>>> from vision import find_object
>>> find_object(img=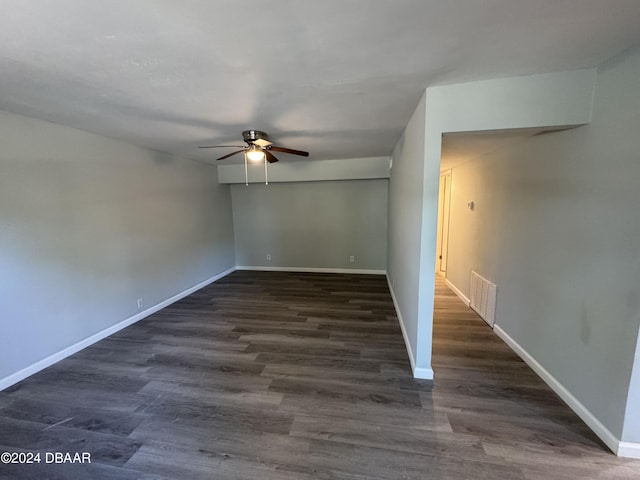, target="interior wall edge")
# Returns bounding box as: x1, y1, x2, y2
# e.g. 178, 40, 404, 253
494, 324, 623, 456
387, 275, 434, 381
0, 267, 237, 392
